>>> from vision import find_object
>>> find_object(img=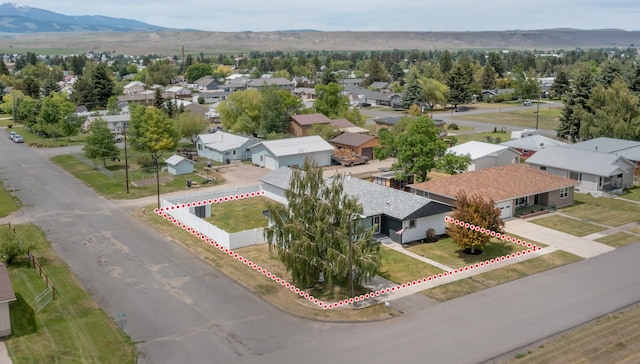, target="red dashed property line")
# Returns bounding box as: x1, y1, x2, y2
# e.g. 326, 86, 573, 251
154, 198, 543, 309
